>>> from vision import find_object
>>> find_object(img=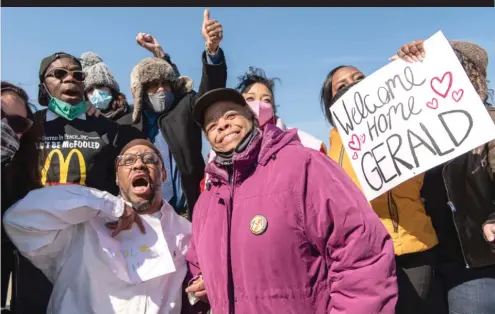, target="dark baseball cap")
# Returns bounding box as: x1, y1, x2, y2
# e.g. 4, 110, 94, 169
39, 52, 81, 82
194, 88, 248, 127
